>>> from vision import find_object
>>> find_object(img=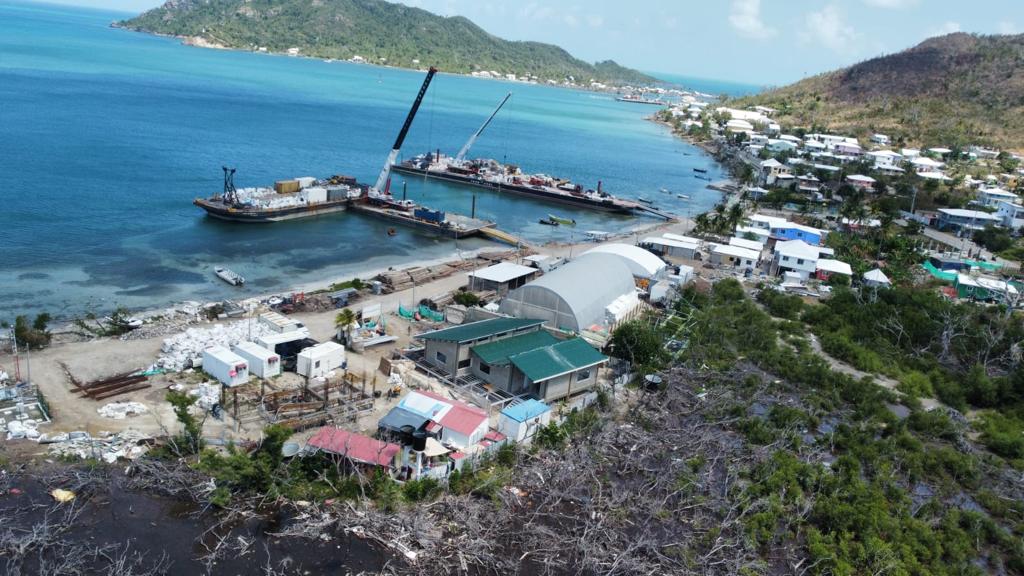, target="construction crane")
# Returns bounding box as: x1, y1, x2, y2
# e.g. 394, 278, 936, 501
454, 92, 511, 164
222, 166, 238, 204
371, 67, 438, 198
